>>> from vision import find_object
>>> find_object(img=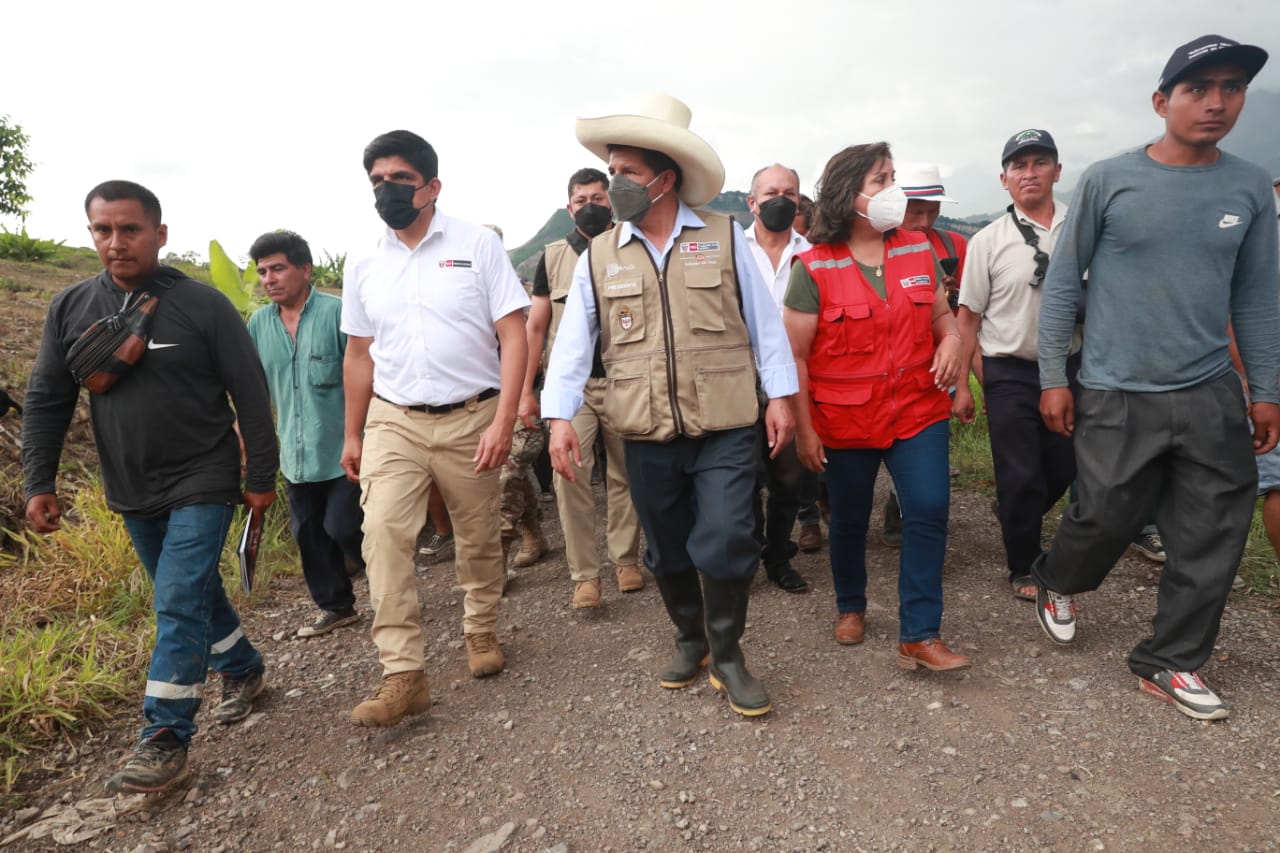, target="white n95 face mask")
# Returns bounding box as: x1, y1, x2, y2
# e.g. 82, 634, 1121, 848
858, 184, 907, 233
